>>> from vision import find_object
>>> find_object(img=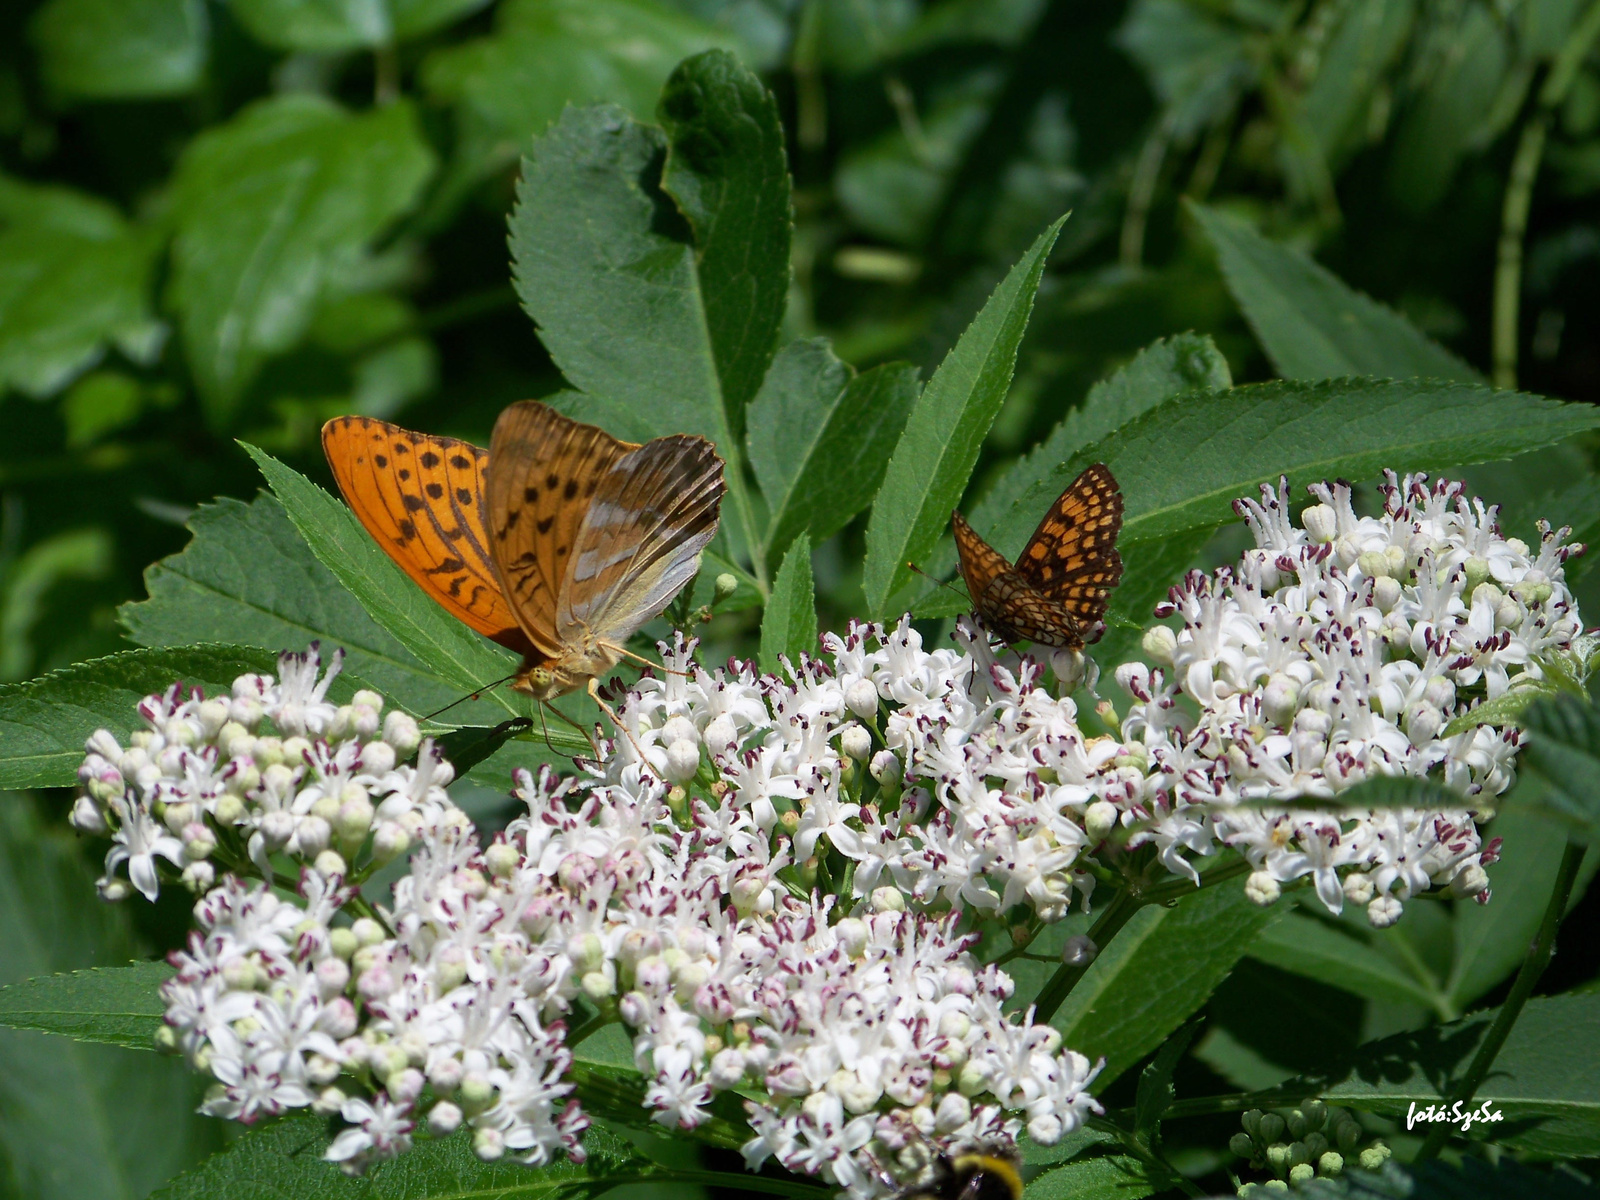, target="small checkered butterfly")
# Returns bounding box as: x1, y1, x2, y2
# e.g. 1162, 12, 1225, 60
951, 463, 1124, 649
322, 402, 725, 702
